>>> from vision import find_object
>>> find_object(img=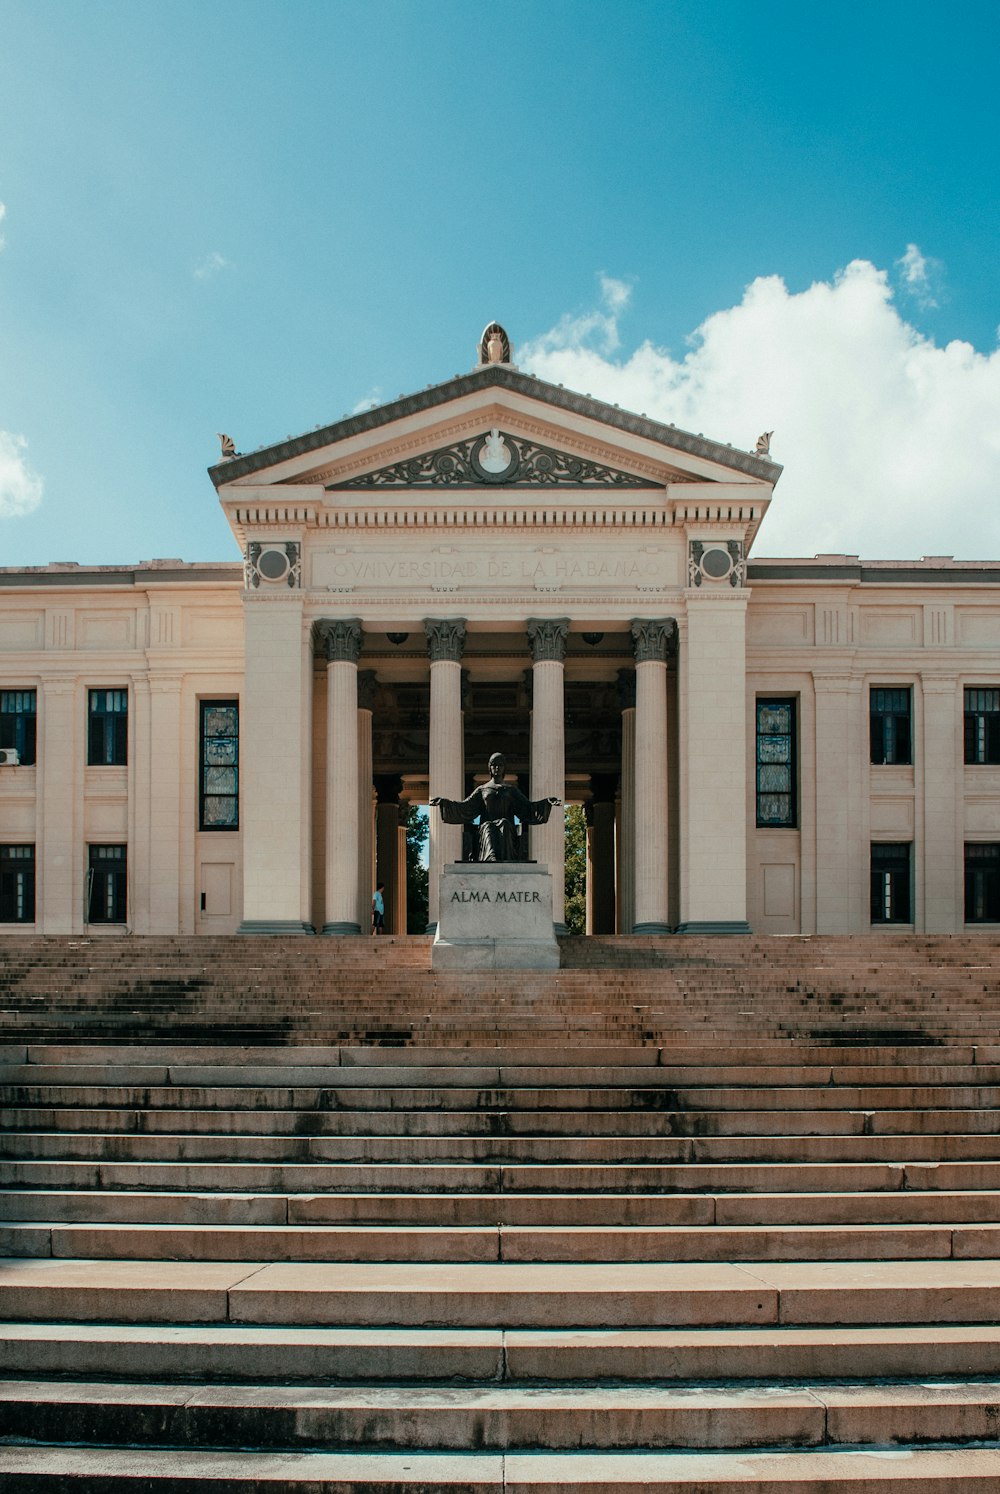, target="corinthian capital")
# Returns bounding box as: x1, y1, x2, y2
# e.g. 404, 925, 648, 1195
631, 617, 676, 664
527, 617, 569, 663
314, 618, 362, 664
424, 617, 466, 663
